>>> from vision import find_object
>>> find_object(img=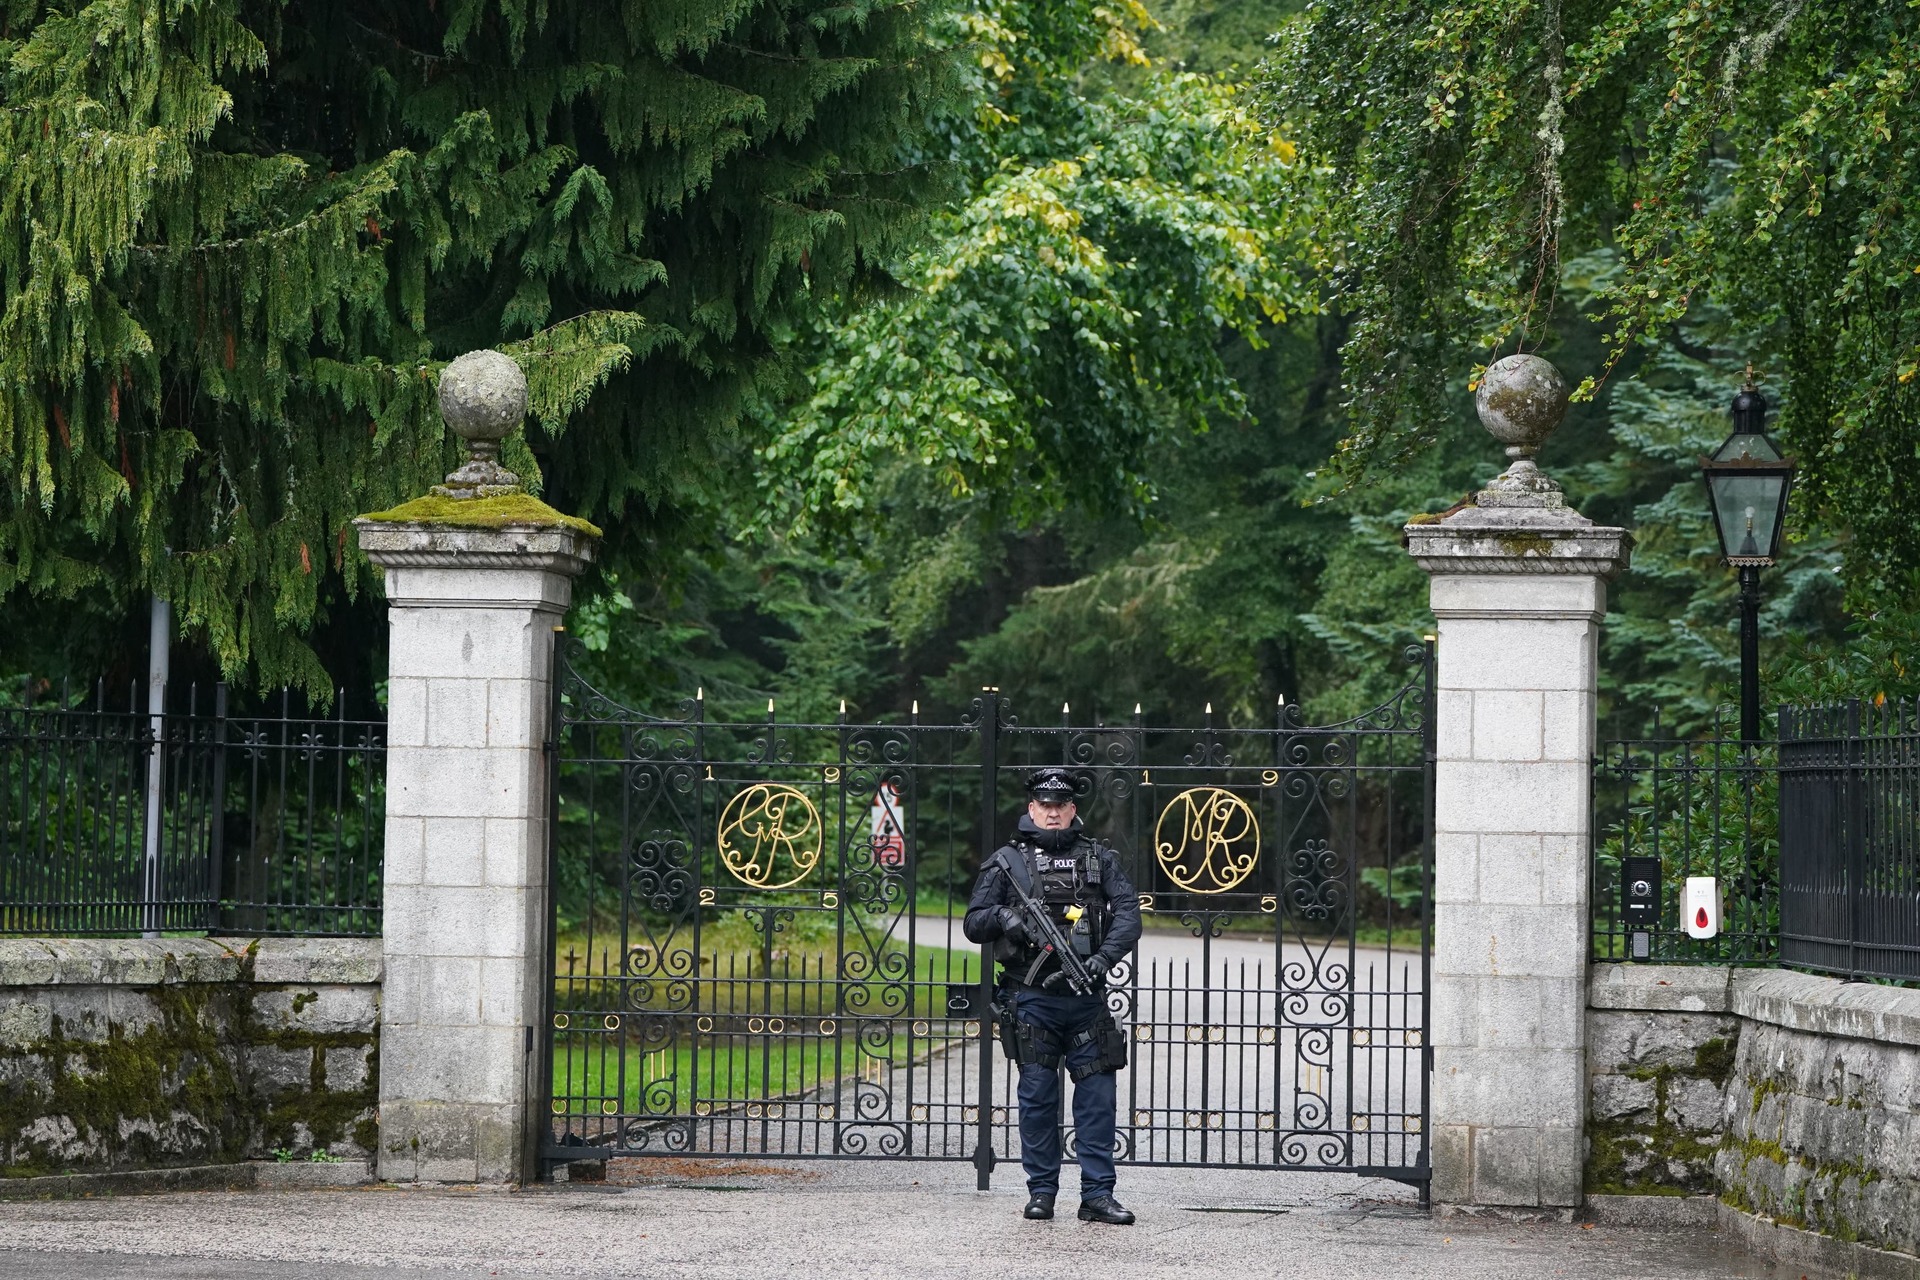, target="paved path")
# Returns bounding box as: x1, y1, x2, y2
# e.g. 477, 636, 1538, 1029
0, 1160, 1795, 1280
560, 919, 1426, 1166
